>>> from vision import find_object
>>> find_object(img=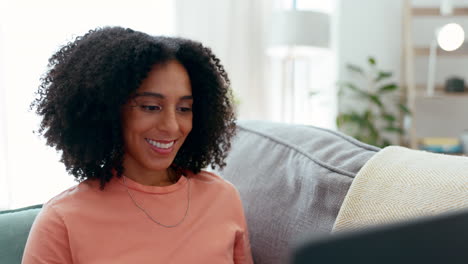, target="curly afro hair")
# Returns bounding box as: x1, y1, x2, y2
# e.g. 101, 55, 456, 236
31, 26, 236, 189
